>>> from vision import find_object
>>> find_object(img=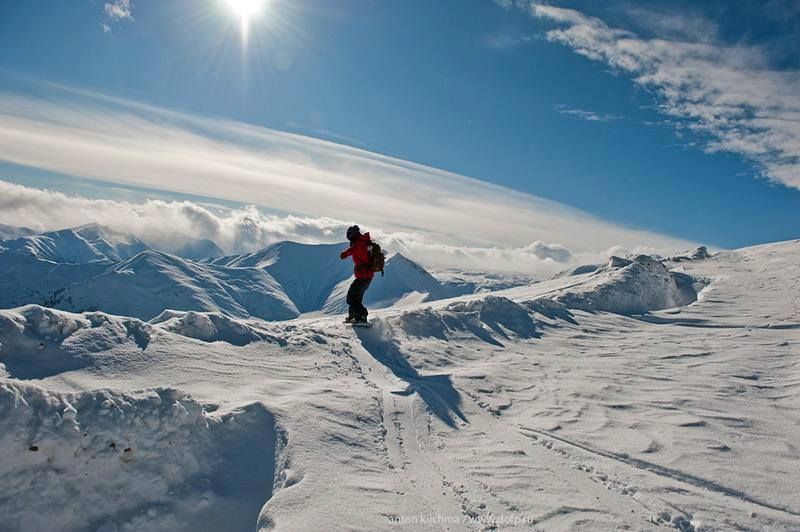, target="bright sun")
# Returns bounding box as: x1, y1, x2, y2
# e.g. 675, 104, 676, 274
226, 0, 264, 23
